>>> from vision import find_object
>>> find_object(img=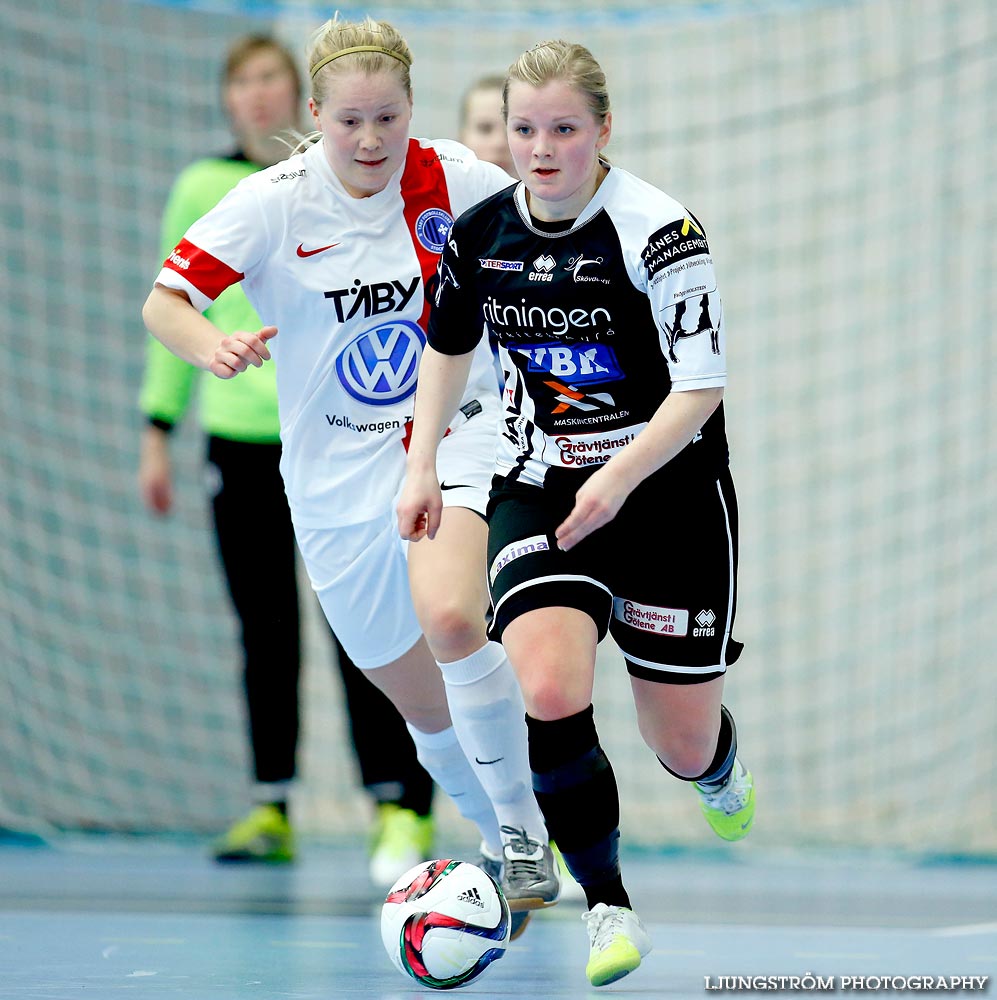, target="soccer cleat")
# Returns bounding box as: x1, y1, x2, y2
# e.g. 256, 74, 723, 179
696, 758, 756, 841
369, 803, 435, 889
211, 804, 295, 864
500, 825, 560, 911
478, 845, 532, 940
583, 902, 652, 987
